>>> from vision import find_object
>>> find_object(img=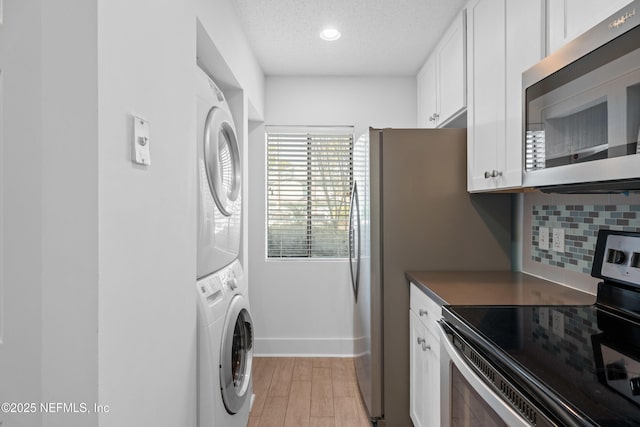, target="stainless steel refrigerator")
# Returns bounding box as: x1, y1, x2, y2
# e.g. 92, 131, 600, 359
348, 128, 512, 427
